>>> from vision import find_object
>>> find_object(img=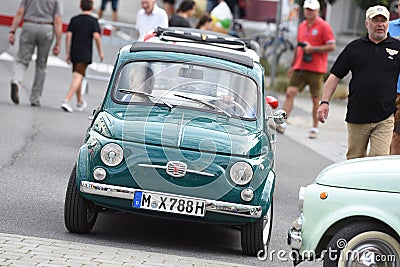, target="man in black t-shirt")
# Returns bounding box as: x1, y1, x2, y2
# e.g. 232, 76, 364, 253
317, 5, 400, 159
61, 0, 104, 113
